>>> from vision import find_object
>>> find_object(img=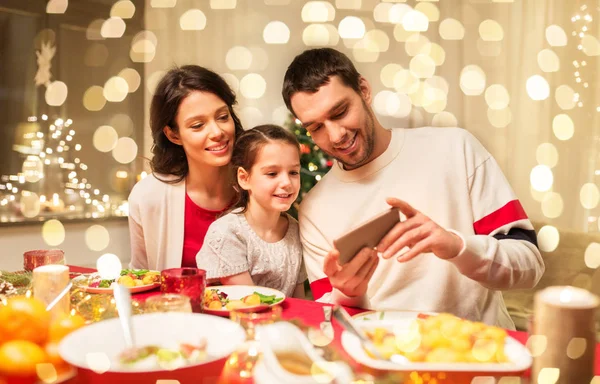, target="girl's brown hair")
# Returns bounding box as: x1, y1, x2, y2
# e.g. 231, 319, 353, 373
229, 124, 300, 213
149, 65, 244, 183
